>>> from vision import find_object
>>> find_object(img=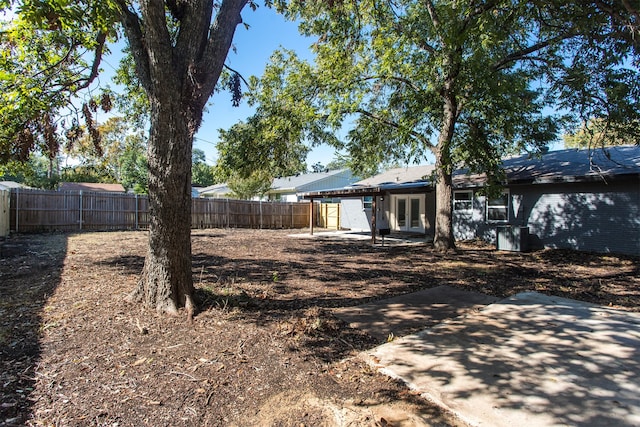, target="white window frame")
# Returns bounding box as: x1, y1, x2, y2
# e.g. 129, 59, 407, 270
362, 195, 373, 210
453, 190, 473, 212
486, 190, 509, 223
